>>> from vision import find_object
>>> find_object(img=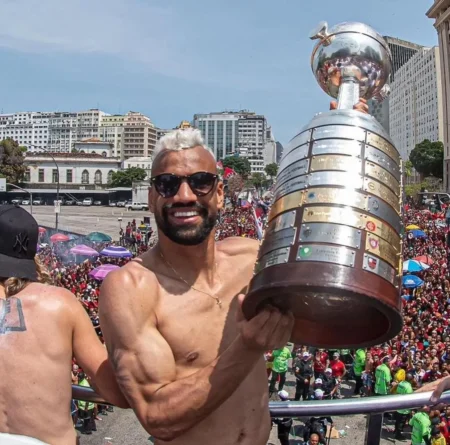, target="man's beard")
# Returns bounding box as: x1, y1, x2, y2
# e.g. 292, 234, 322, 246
155, 203, 217, 246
